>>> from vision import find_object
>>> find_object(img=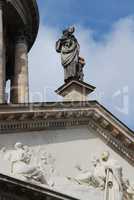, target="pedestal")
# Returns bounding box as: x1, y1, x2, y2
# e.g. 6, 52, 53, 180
55, 80, 95, 102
